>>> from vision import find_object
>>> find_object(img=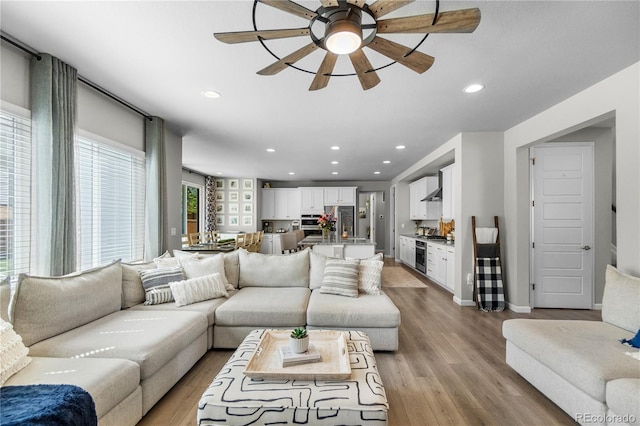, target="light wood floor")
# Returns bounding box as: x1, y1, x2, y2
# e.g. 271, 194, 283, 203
139, 263, 599, 425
